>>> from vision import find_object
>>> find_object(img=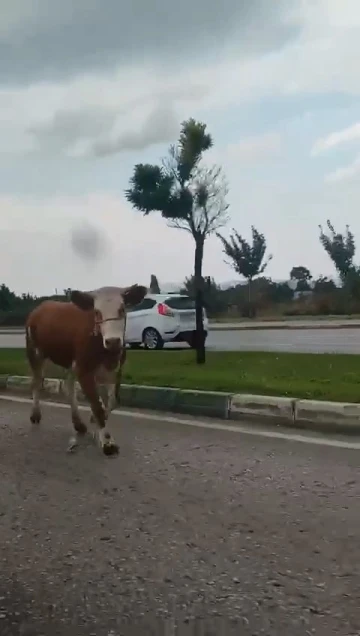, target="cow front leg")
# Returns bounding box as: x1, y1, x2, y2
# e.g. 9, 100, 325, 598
89, 367, 118, 423
66, 371, 88, 453
89, 381, 116, 427
89, 382, 108, 426
77, 372, 119, 456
